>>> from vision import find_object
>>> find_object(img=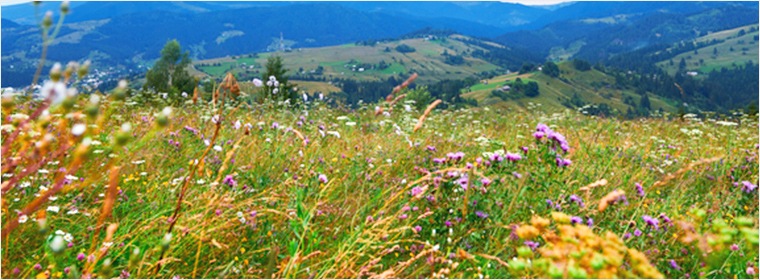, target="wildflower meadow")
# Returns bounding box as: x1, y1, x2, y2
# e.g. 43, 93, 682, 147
1, 2, 758, 279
